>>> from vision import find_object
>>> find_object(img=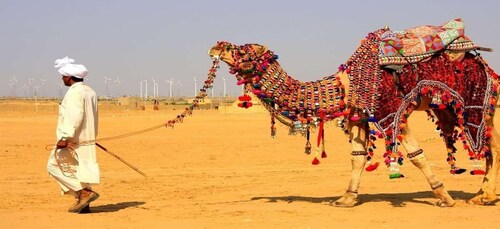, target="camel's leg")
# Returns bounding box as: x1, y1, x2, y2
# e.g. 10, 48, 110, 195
334, 122, 368, 207
401, 123, 455, 207
468, 123, 500, 205
432, 109, 466, 174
